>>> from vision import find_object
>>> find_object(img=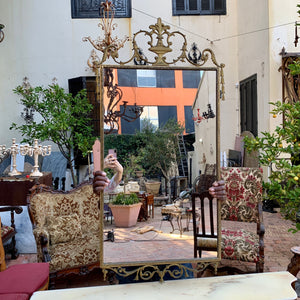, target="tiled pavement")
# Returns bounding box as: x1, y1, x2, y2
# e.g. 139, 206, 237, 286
5, 206, 300, 297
